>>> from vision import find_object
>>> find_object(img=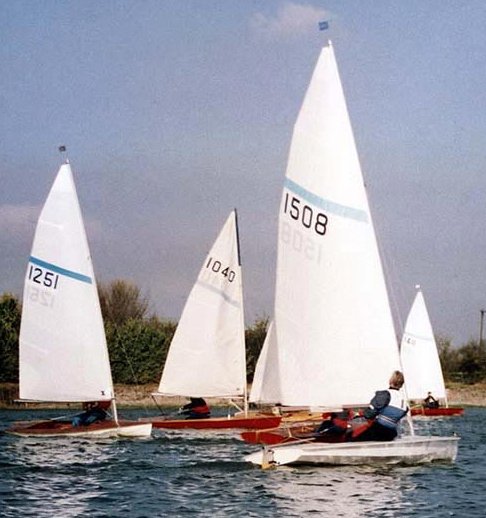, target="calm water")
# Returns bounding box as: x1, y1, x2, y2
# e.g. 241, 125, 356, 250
0, 407, 485, 517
